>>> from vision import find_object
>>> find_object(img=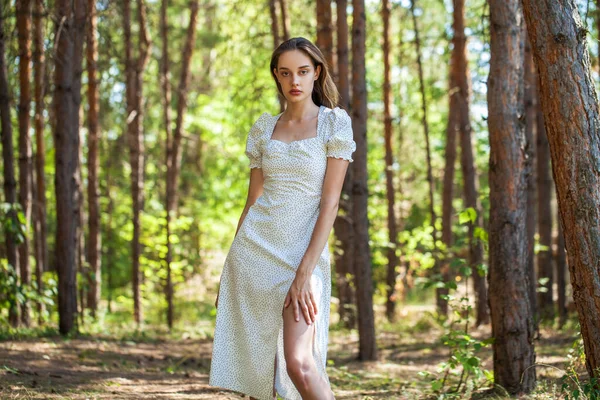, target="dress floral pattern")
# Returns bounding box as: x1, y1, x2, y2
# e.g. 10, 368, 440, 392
209, 105, 356, 400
